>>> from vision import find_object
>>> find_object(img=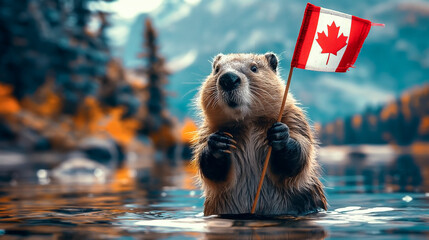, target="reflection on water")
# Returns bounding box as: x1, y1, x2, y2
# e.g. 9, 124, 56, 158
0, 148, 429, 239
391, 154, 423, 192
